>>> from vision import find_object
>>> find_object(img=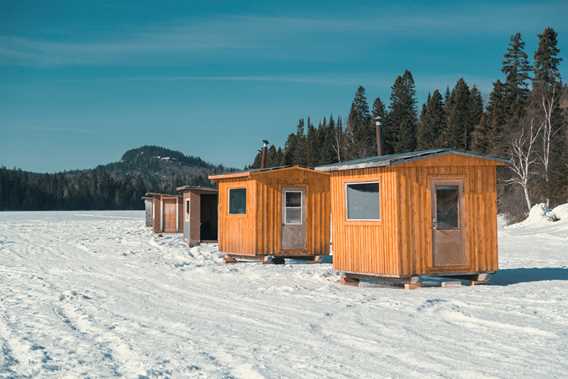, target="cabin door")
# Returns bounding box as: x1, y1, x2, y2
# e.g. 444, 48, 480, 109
431, 180, 467, 270
163, 199, 178, 233
281, 188, 306, 252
